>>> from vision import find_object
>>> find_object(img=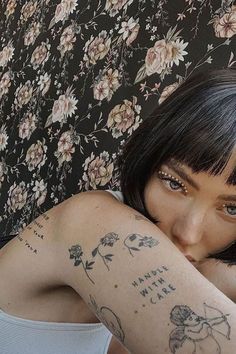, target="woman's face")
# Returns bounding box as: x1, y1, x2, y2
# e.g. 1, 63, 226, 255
144, 157, 236, 264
